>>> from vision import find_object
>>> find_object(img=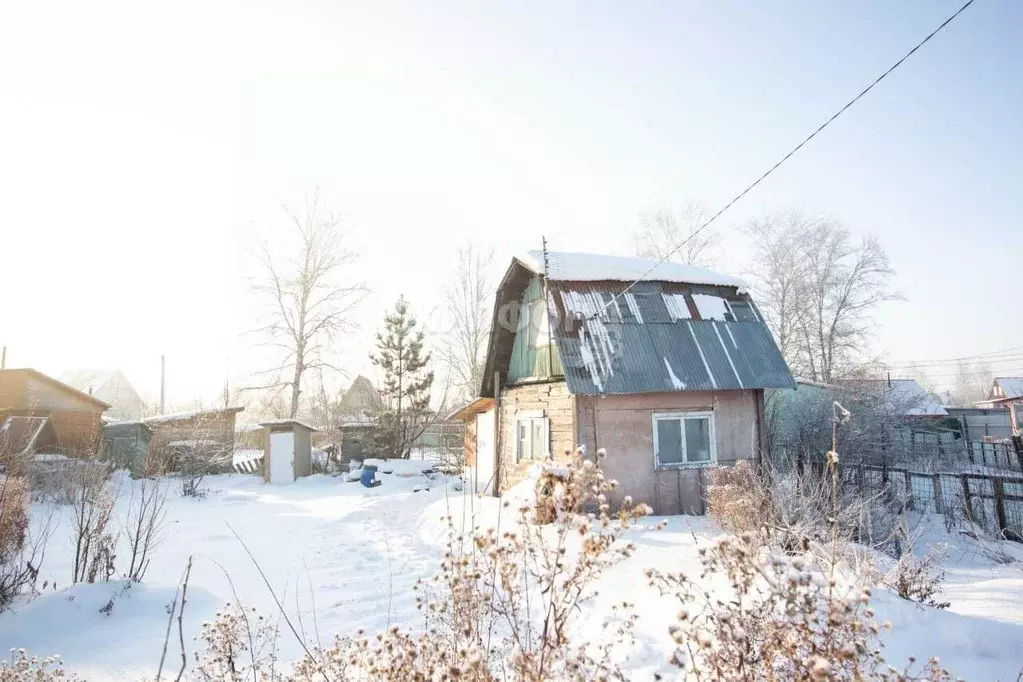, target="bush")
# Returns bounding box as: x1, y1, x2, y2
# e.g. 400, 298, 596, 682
886, 546, 950, 610
0, 650, 80, 681
194, 602, 282, 681
65, 462, 117, 584
648, 531, 955, 681
0, 477, 33, 608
